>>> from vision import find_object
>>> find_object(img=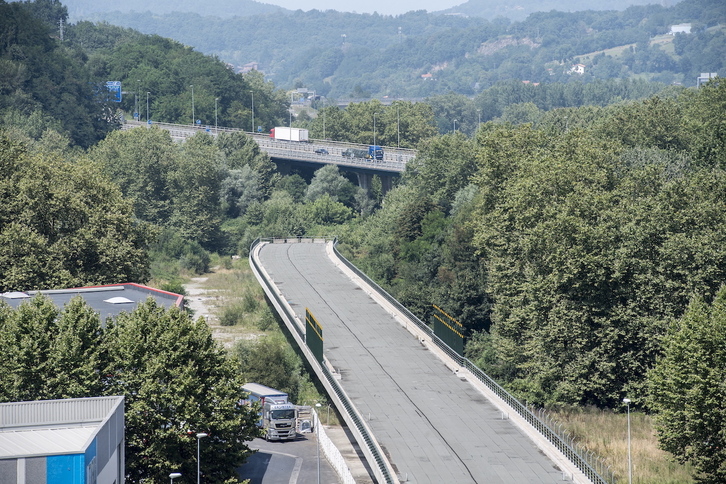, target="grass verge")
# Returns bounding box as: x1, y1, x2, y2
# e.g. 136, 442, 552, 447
552, 407, 695, 484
